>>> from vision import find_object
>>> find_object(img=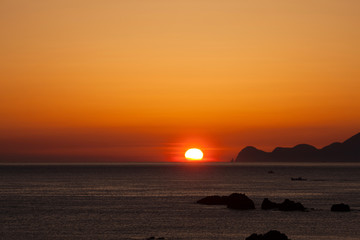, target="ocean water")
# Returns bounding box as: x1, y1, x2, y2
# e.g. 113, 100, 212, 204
0, 163, 359, 240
